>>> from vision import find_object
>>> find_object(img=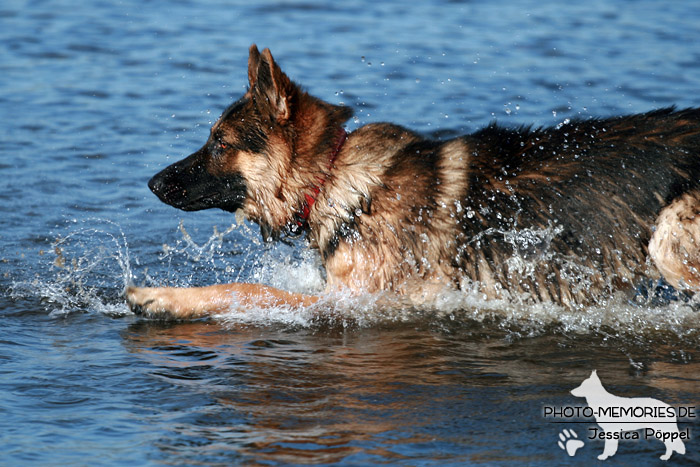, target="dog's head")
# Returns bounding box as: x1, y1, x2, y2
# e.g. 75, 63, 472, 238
570, 370, 604, 398
149, 44, 352, 239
